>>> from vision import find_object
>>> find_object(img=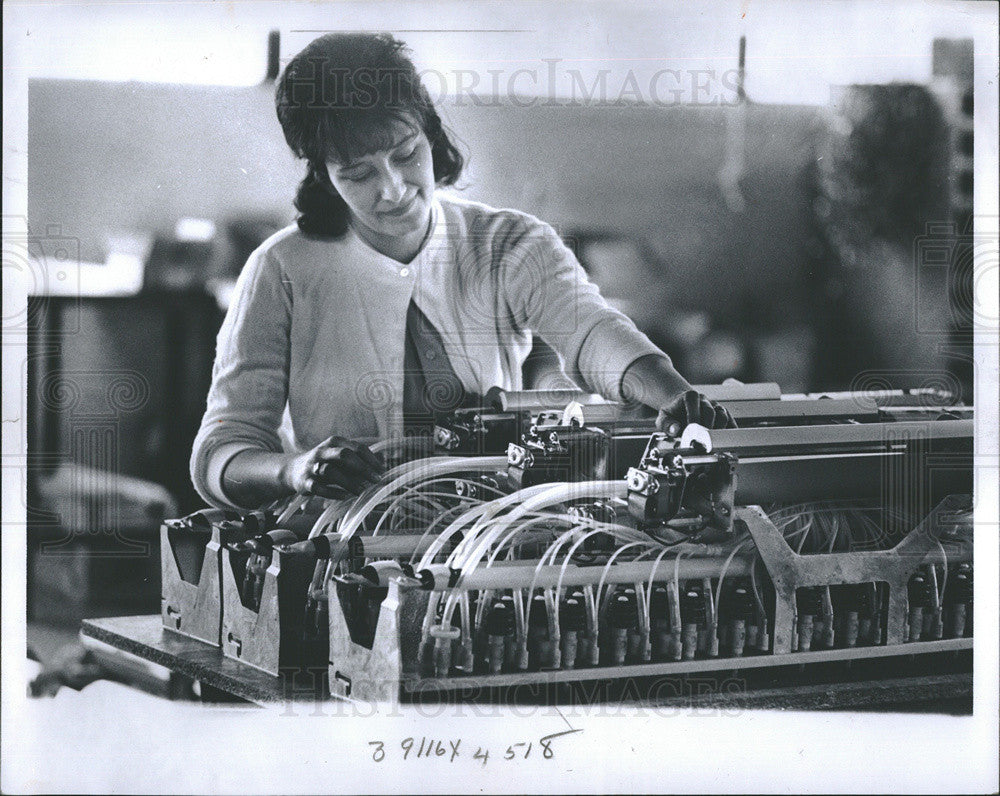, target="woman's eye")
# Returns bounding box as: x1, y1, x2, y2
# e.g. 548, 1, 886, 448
394, 147, 418, 162
341, 170, 373, 182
